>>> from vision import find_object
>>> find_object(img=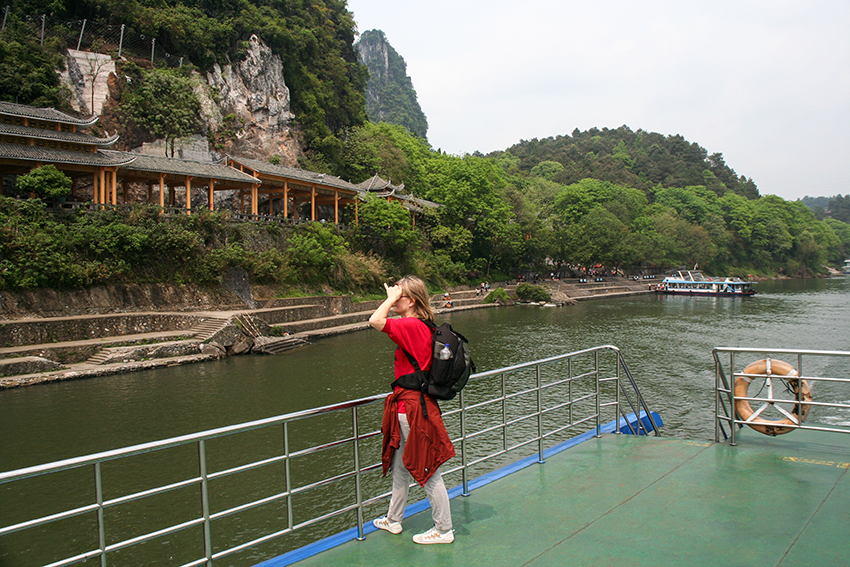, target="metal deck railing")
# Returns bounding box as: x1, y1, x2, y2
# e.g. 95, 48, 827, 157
713, 347, 850, 444
0, 345, 657, 567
